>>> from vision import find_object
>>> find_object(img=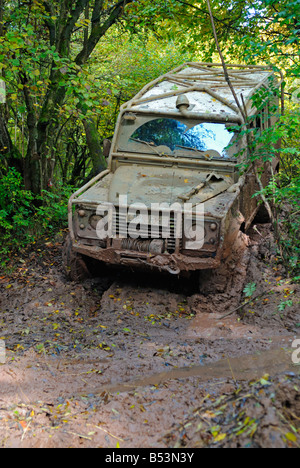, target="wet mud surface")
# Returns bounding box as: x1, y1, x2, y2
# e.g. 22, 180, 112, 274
0, 225, 299, 448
